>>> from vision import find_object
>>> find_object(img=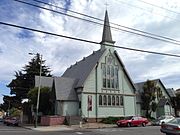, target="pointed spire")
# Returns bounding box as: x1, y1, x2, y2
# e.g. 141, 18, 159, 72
101, 10, 115, 44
